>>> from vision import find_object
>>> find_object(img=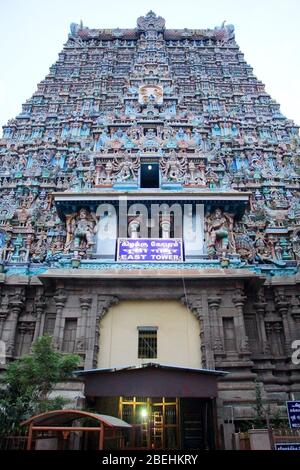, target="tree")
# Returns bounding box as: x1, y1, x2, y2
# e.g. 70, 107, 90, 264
0, 335, 80, 436
253, 379, 265, 429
